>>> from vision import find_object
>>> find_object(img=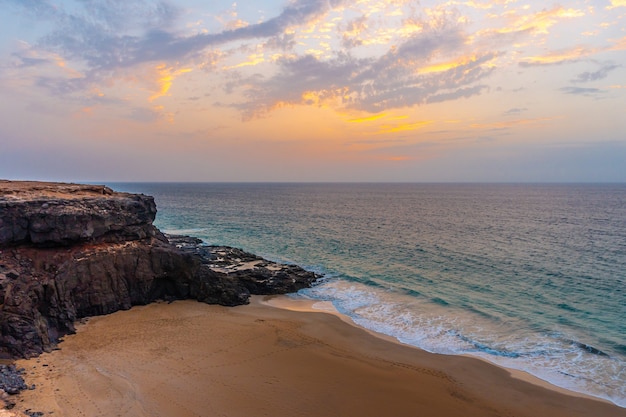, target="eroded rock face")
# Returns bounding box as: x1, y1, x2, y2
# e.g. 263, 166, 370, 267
0, 181, 158, 246
0, 181, 318, 359
168, 236, 319, 297
0, 239, 250, 358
